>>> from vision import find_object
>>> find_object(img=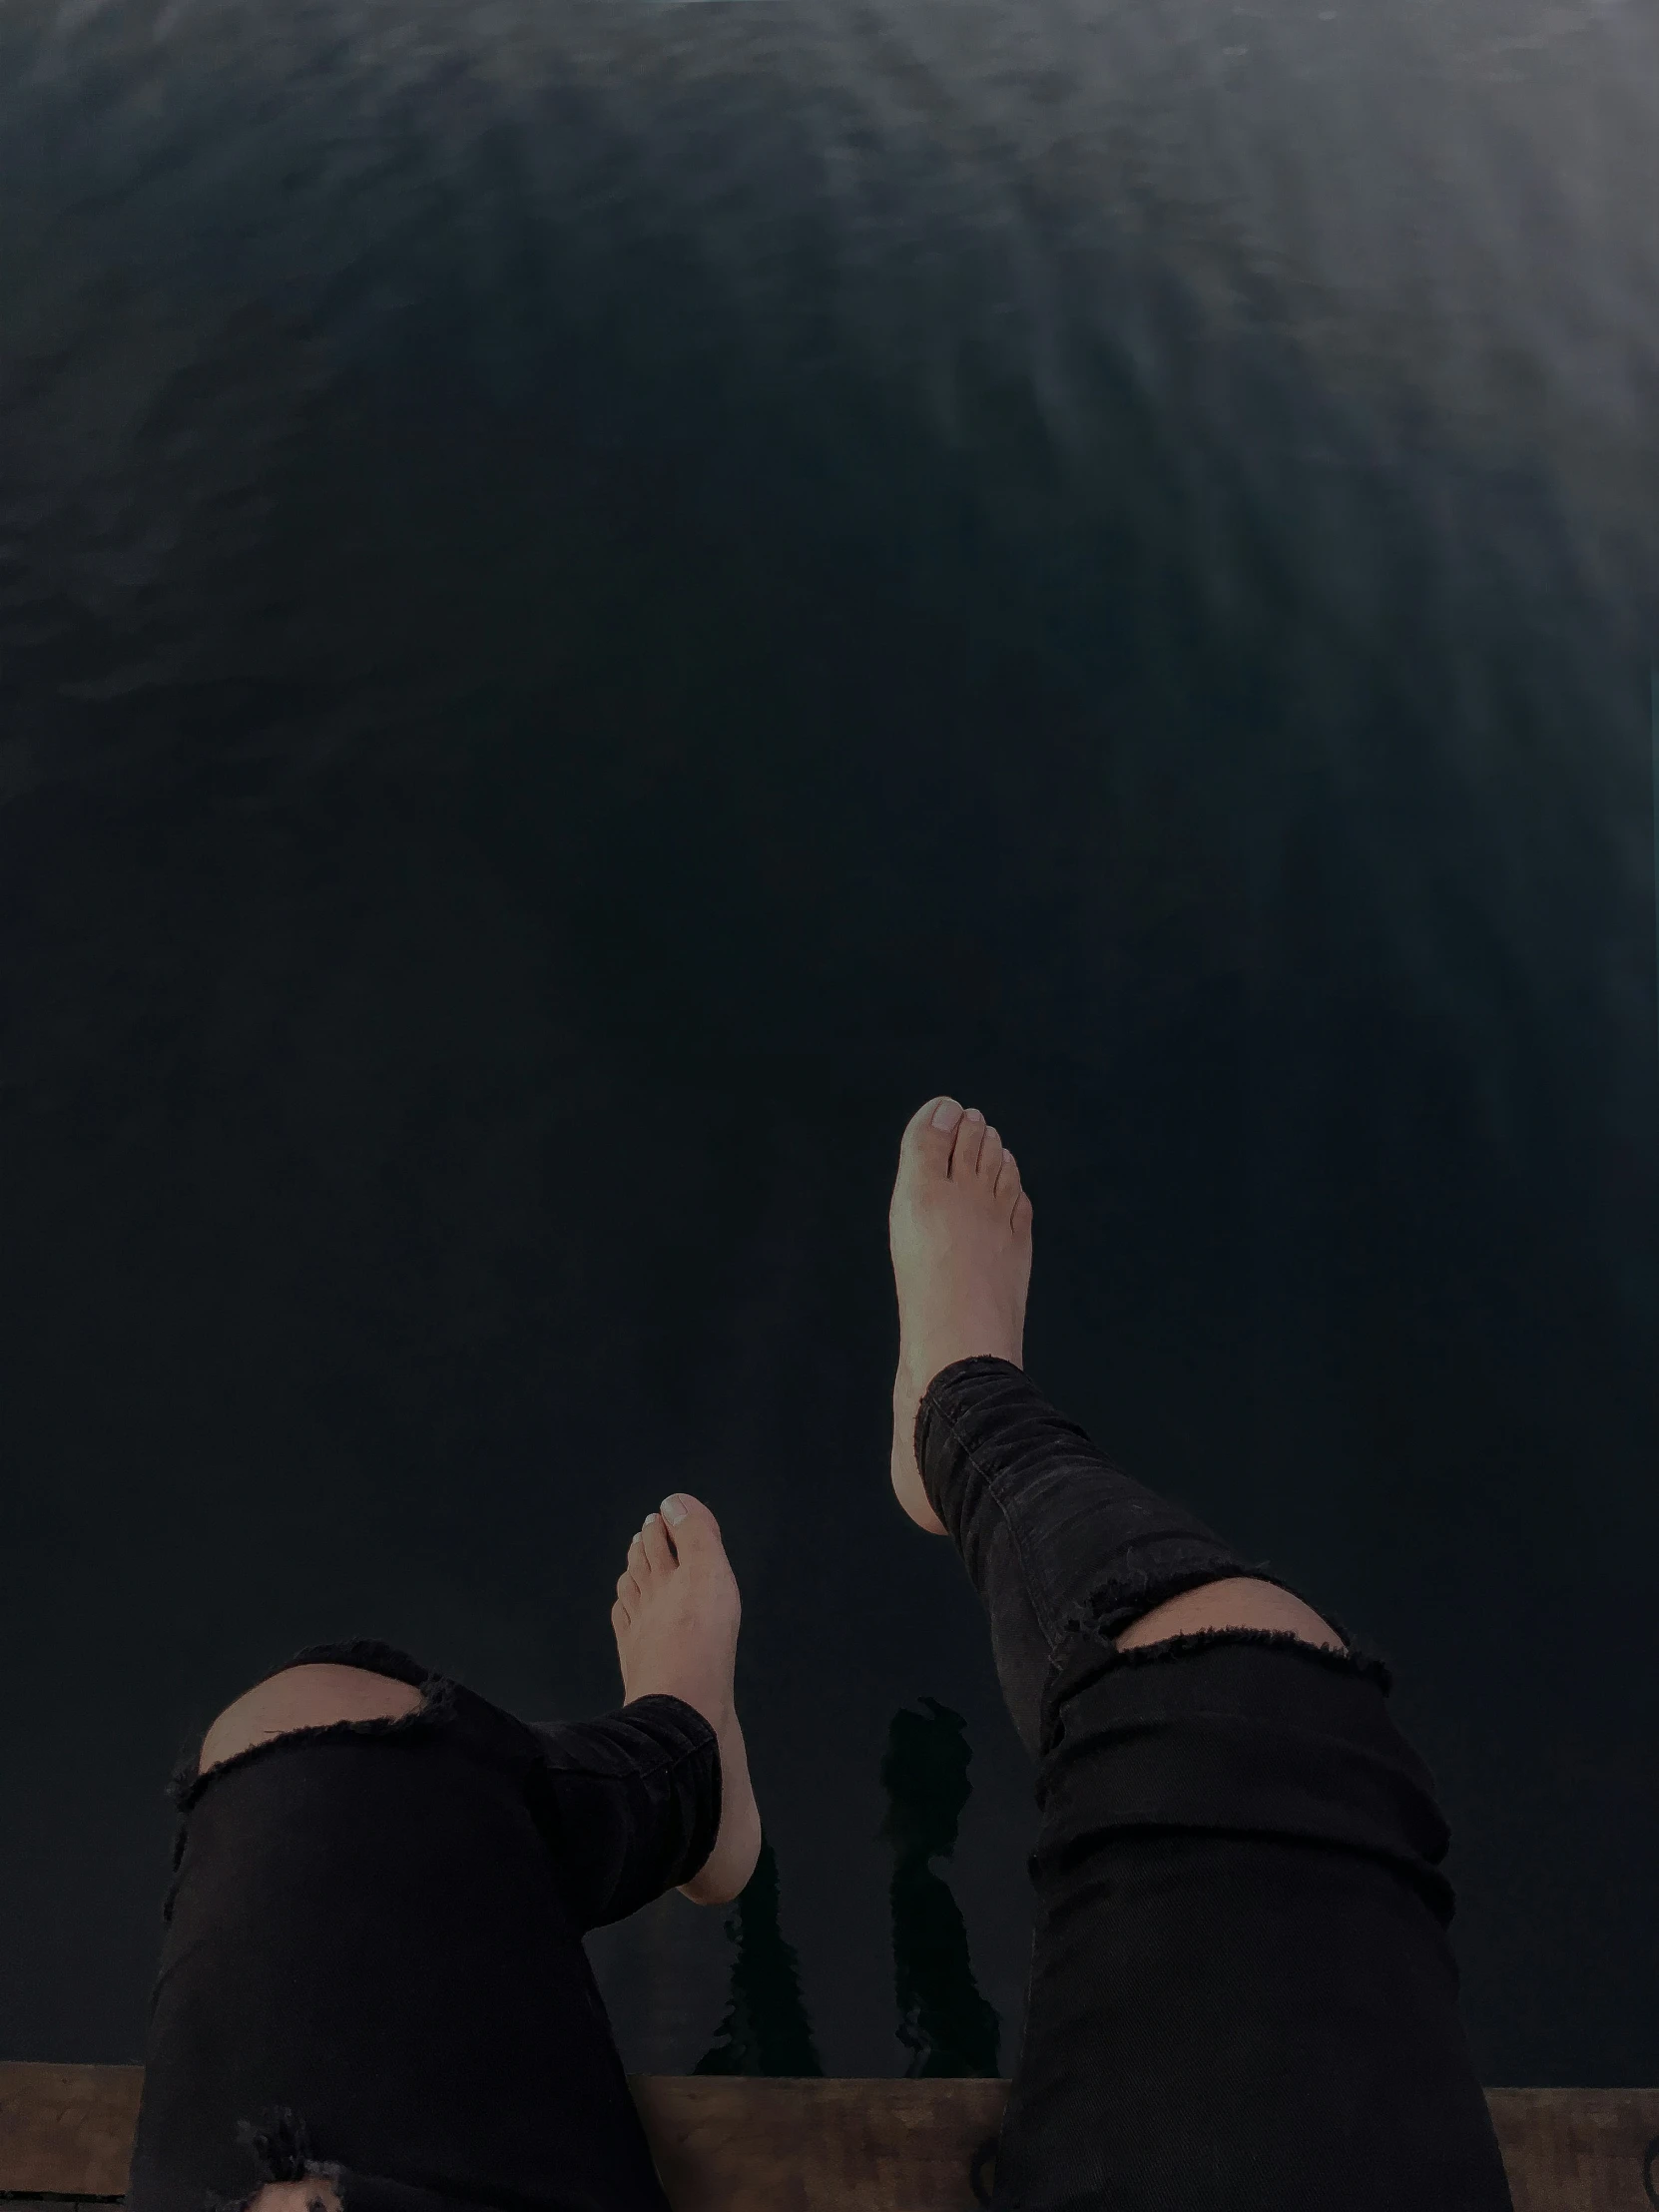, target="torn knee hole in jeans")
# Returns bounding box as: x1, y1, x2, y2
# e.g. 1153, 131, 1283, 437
244, 2183, 341, 2212
168, 1675, 456, 1813
159, 1677, 456, 1928
204, 2106, 345, 2212
1037, 1618, 1391, 1757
